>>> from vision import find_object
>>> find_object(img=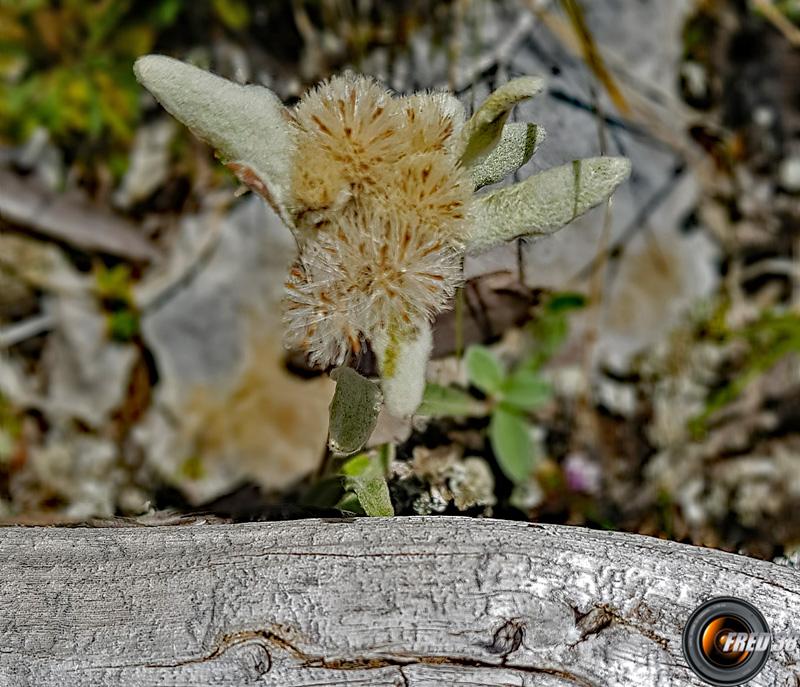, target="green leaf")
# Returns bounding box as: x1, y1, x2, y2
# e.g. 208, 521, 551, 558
467, 157, 631, 252
471, 122, 546, 189
328, 367, 382, 456
466, 345, 505, 395
341, 453, 371, 477
459, 76, 545, 168
489, 407, 535, 484
355, 479, 393, 515
417, 383, 488, 418
340, 447, 394, 517
500, 371, 552, 411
